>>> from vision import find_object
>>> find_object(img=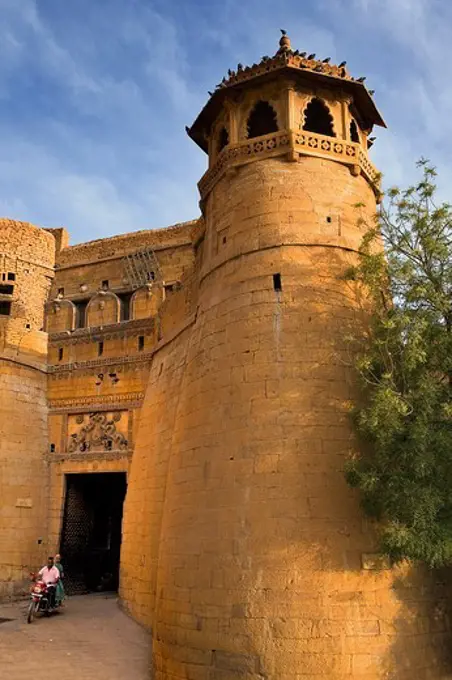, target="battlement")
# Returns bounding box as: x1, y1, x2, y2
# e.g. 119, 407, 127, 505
55, 219, 200, 268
